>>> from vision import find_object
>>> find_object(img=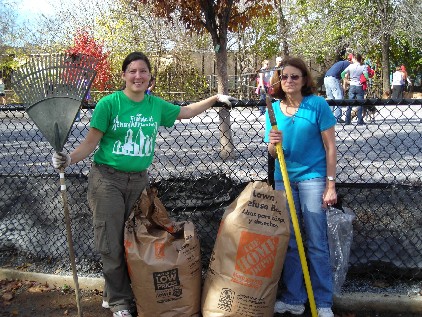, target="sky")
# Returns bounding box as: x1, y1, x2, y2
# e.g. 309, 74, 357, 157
15, 0, 55, 23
